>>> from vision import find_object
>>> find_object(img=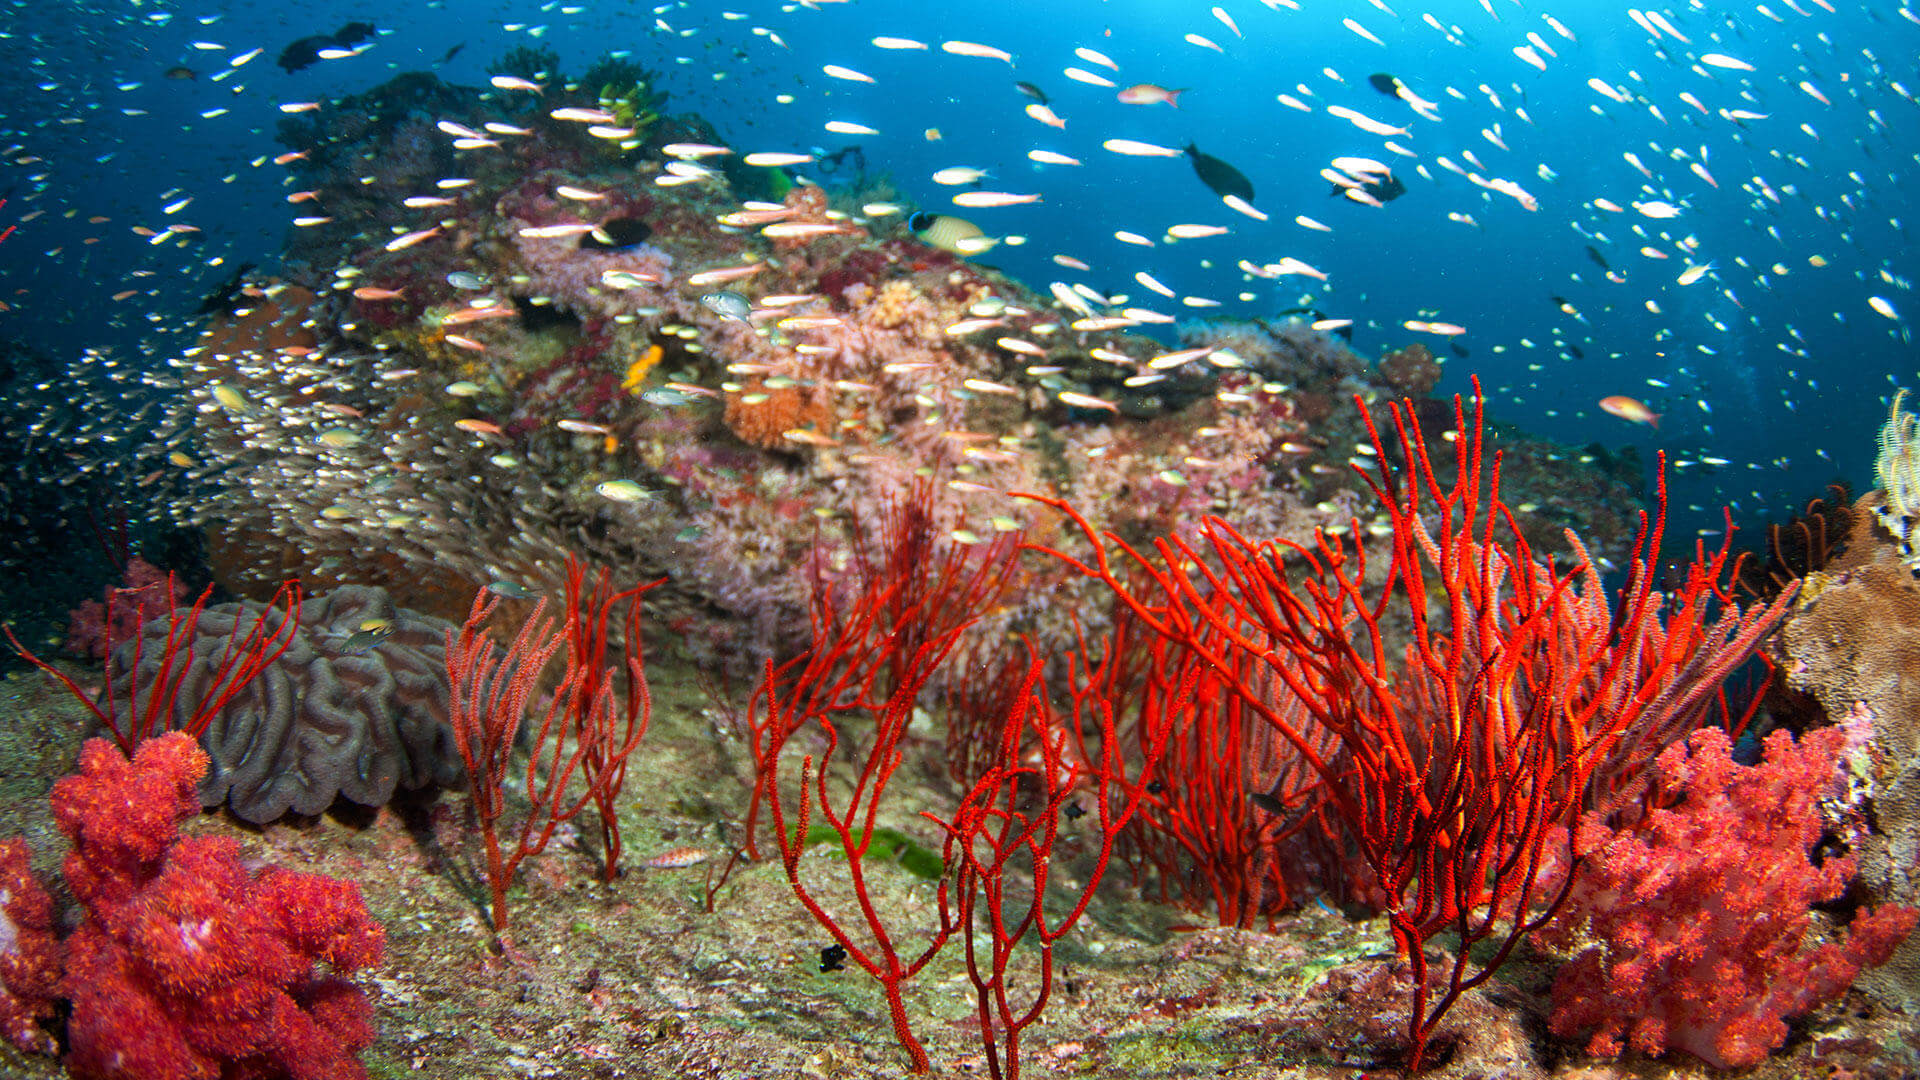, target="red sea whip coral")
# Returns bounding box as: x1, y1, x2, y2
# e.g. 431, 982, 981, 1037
53, 733, 386, 1080
1023, 383, 1797, 1071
